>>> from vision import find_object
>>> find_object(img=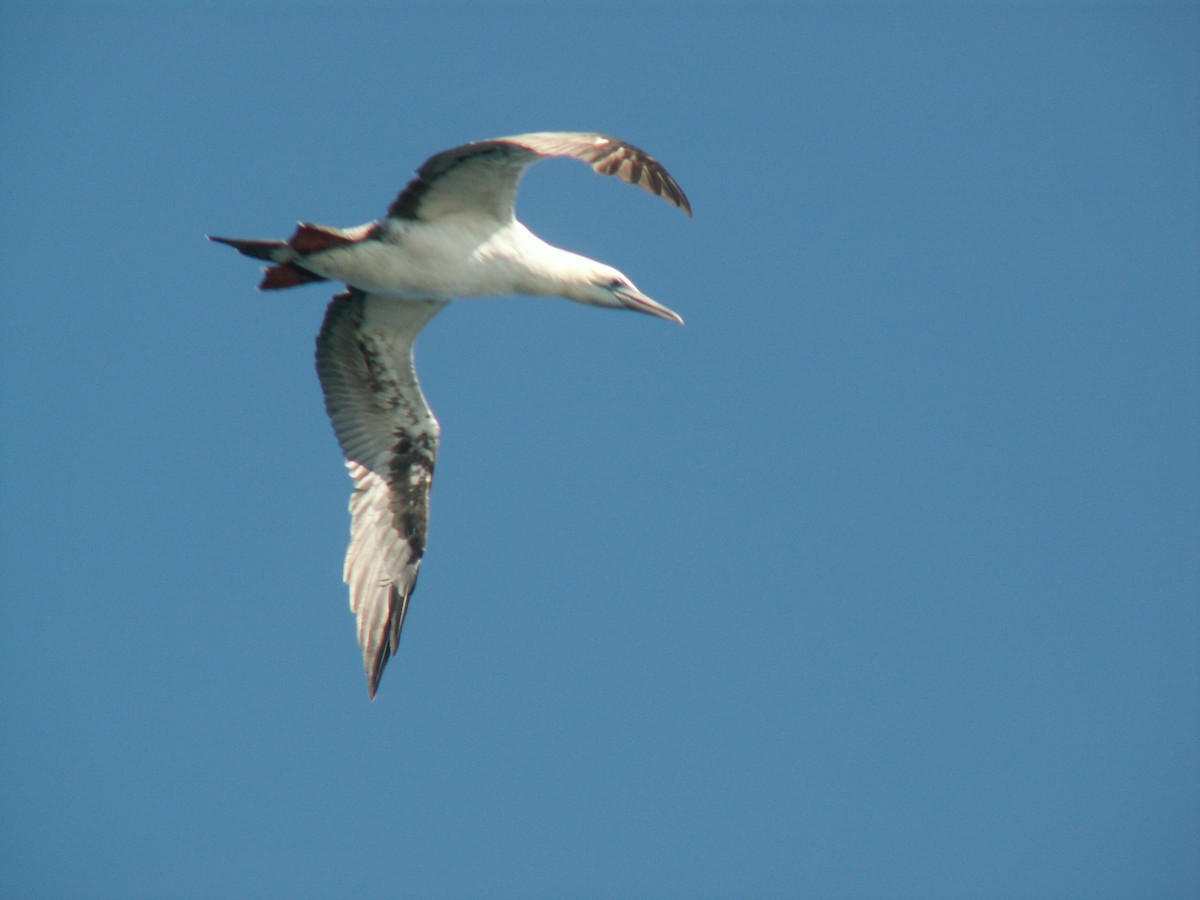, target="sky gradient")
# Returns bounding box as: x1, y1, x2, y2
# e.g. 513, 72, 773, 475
2, 3, 1197, 897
